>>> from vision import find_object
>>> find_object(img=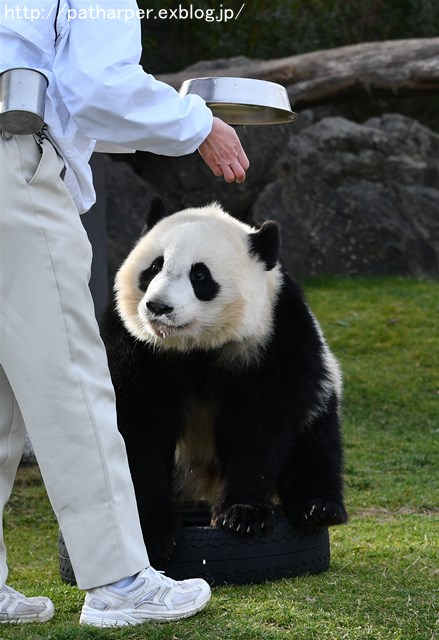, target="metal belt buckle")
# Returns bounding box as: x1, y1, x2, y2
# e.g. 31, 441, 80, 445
0, 68, 48, 135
